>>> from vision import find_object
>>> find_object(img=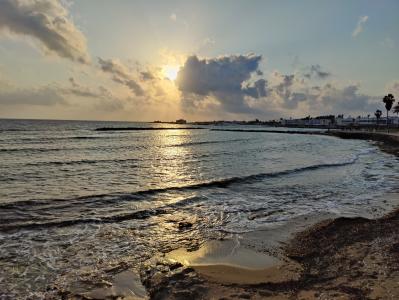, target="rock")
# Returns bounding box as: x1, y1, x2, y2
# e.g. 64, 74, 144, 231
178, 222, 193, 230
